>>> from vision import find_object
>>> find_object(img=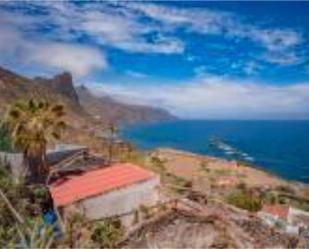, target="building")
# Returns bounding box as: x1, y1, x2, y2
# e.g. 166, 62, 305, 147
49, 163, 160, 227
216, 176, 237, 187
258, 204, 309, 235
0, 144, 89, 180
